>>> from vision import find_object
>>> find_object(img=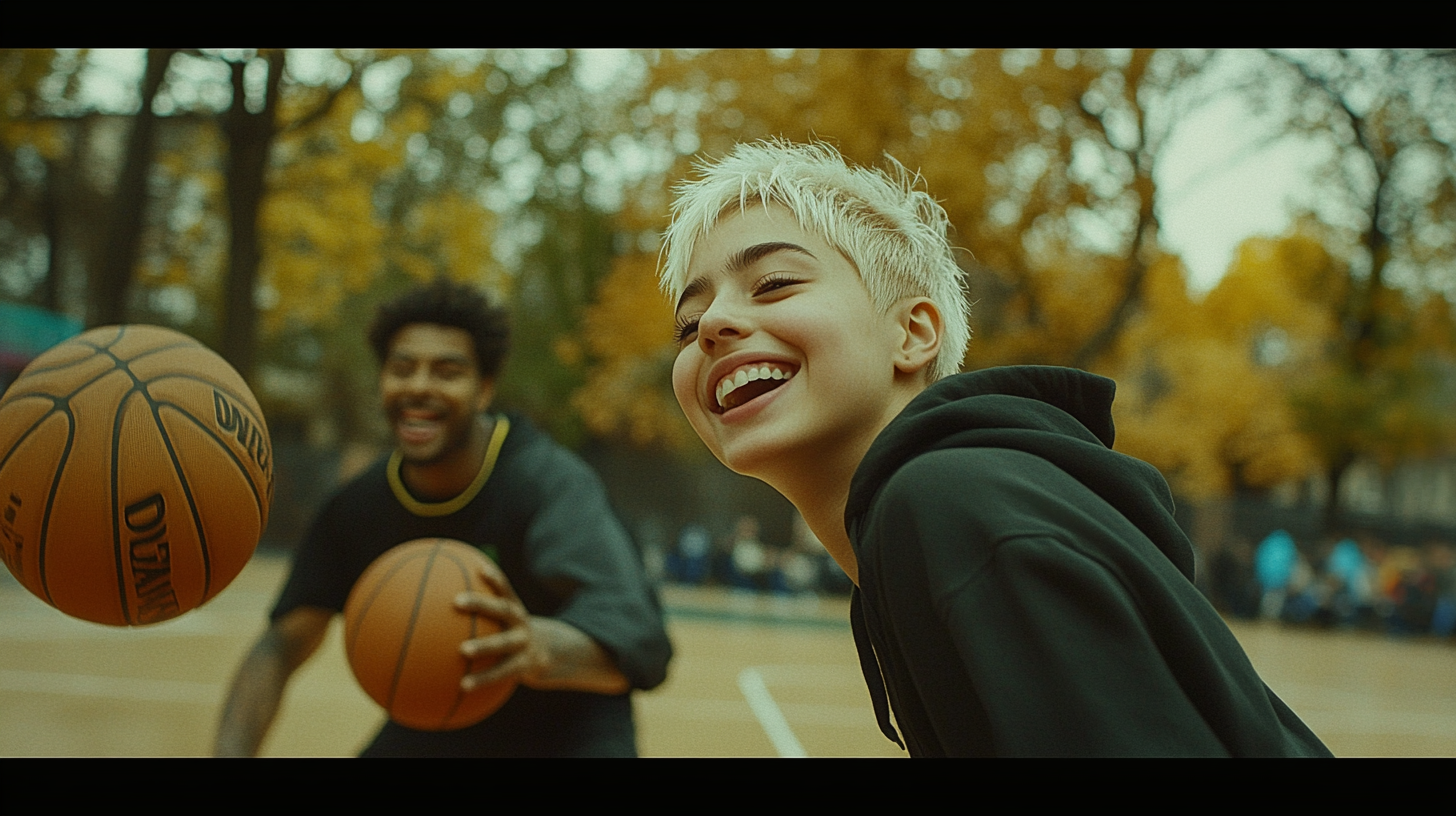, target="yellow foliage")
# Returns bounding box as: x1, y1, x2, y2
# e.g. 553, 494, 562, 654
254, 57, 498, 336
1108, 248, 1323, 498
0, 50, 69, 159
396, 192, 503, 290
572, 253, 697, 449
580, 253, 674, 360
554, 336, 584, 367
0, 119, 66, 161
259, 145, 389, 334
1203, 233, 1344, 353
419, 63, 484, 105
